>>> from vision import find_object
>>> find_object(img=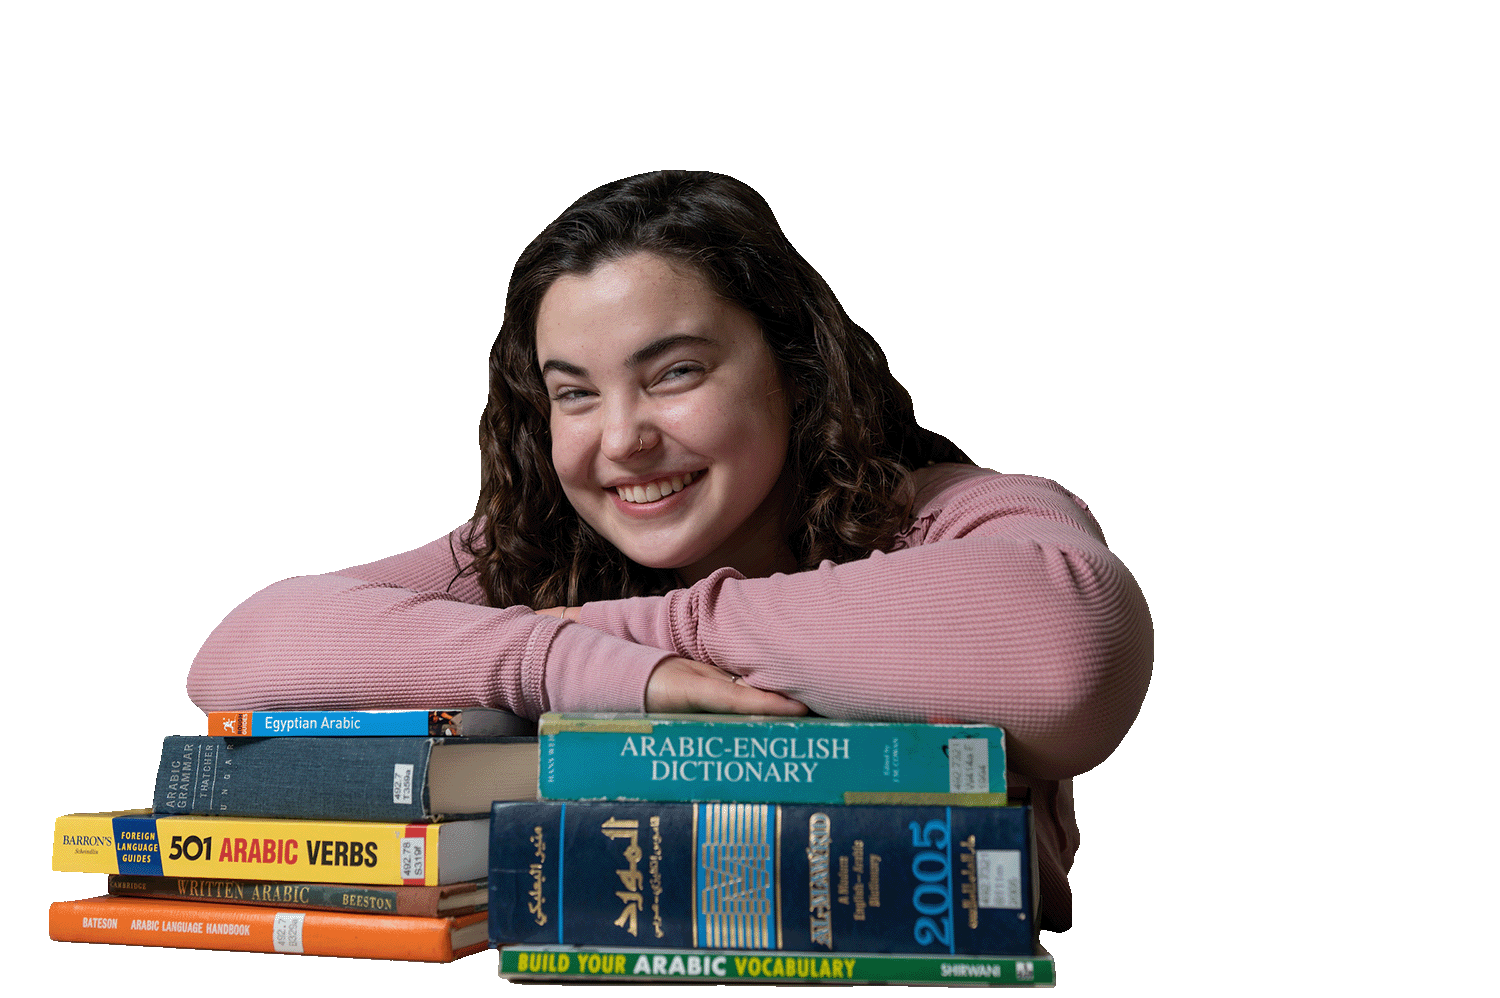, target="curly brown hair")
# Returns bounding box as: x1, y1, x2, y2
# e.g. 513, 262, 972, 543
463, 170, 970, 608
